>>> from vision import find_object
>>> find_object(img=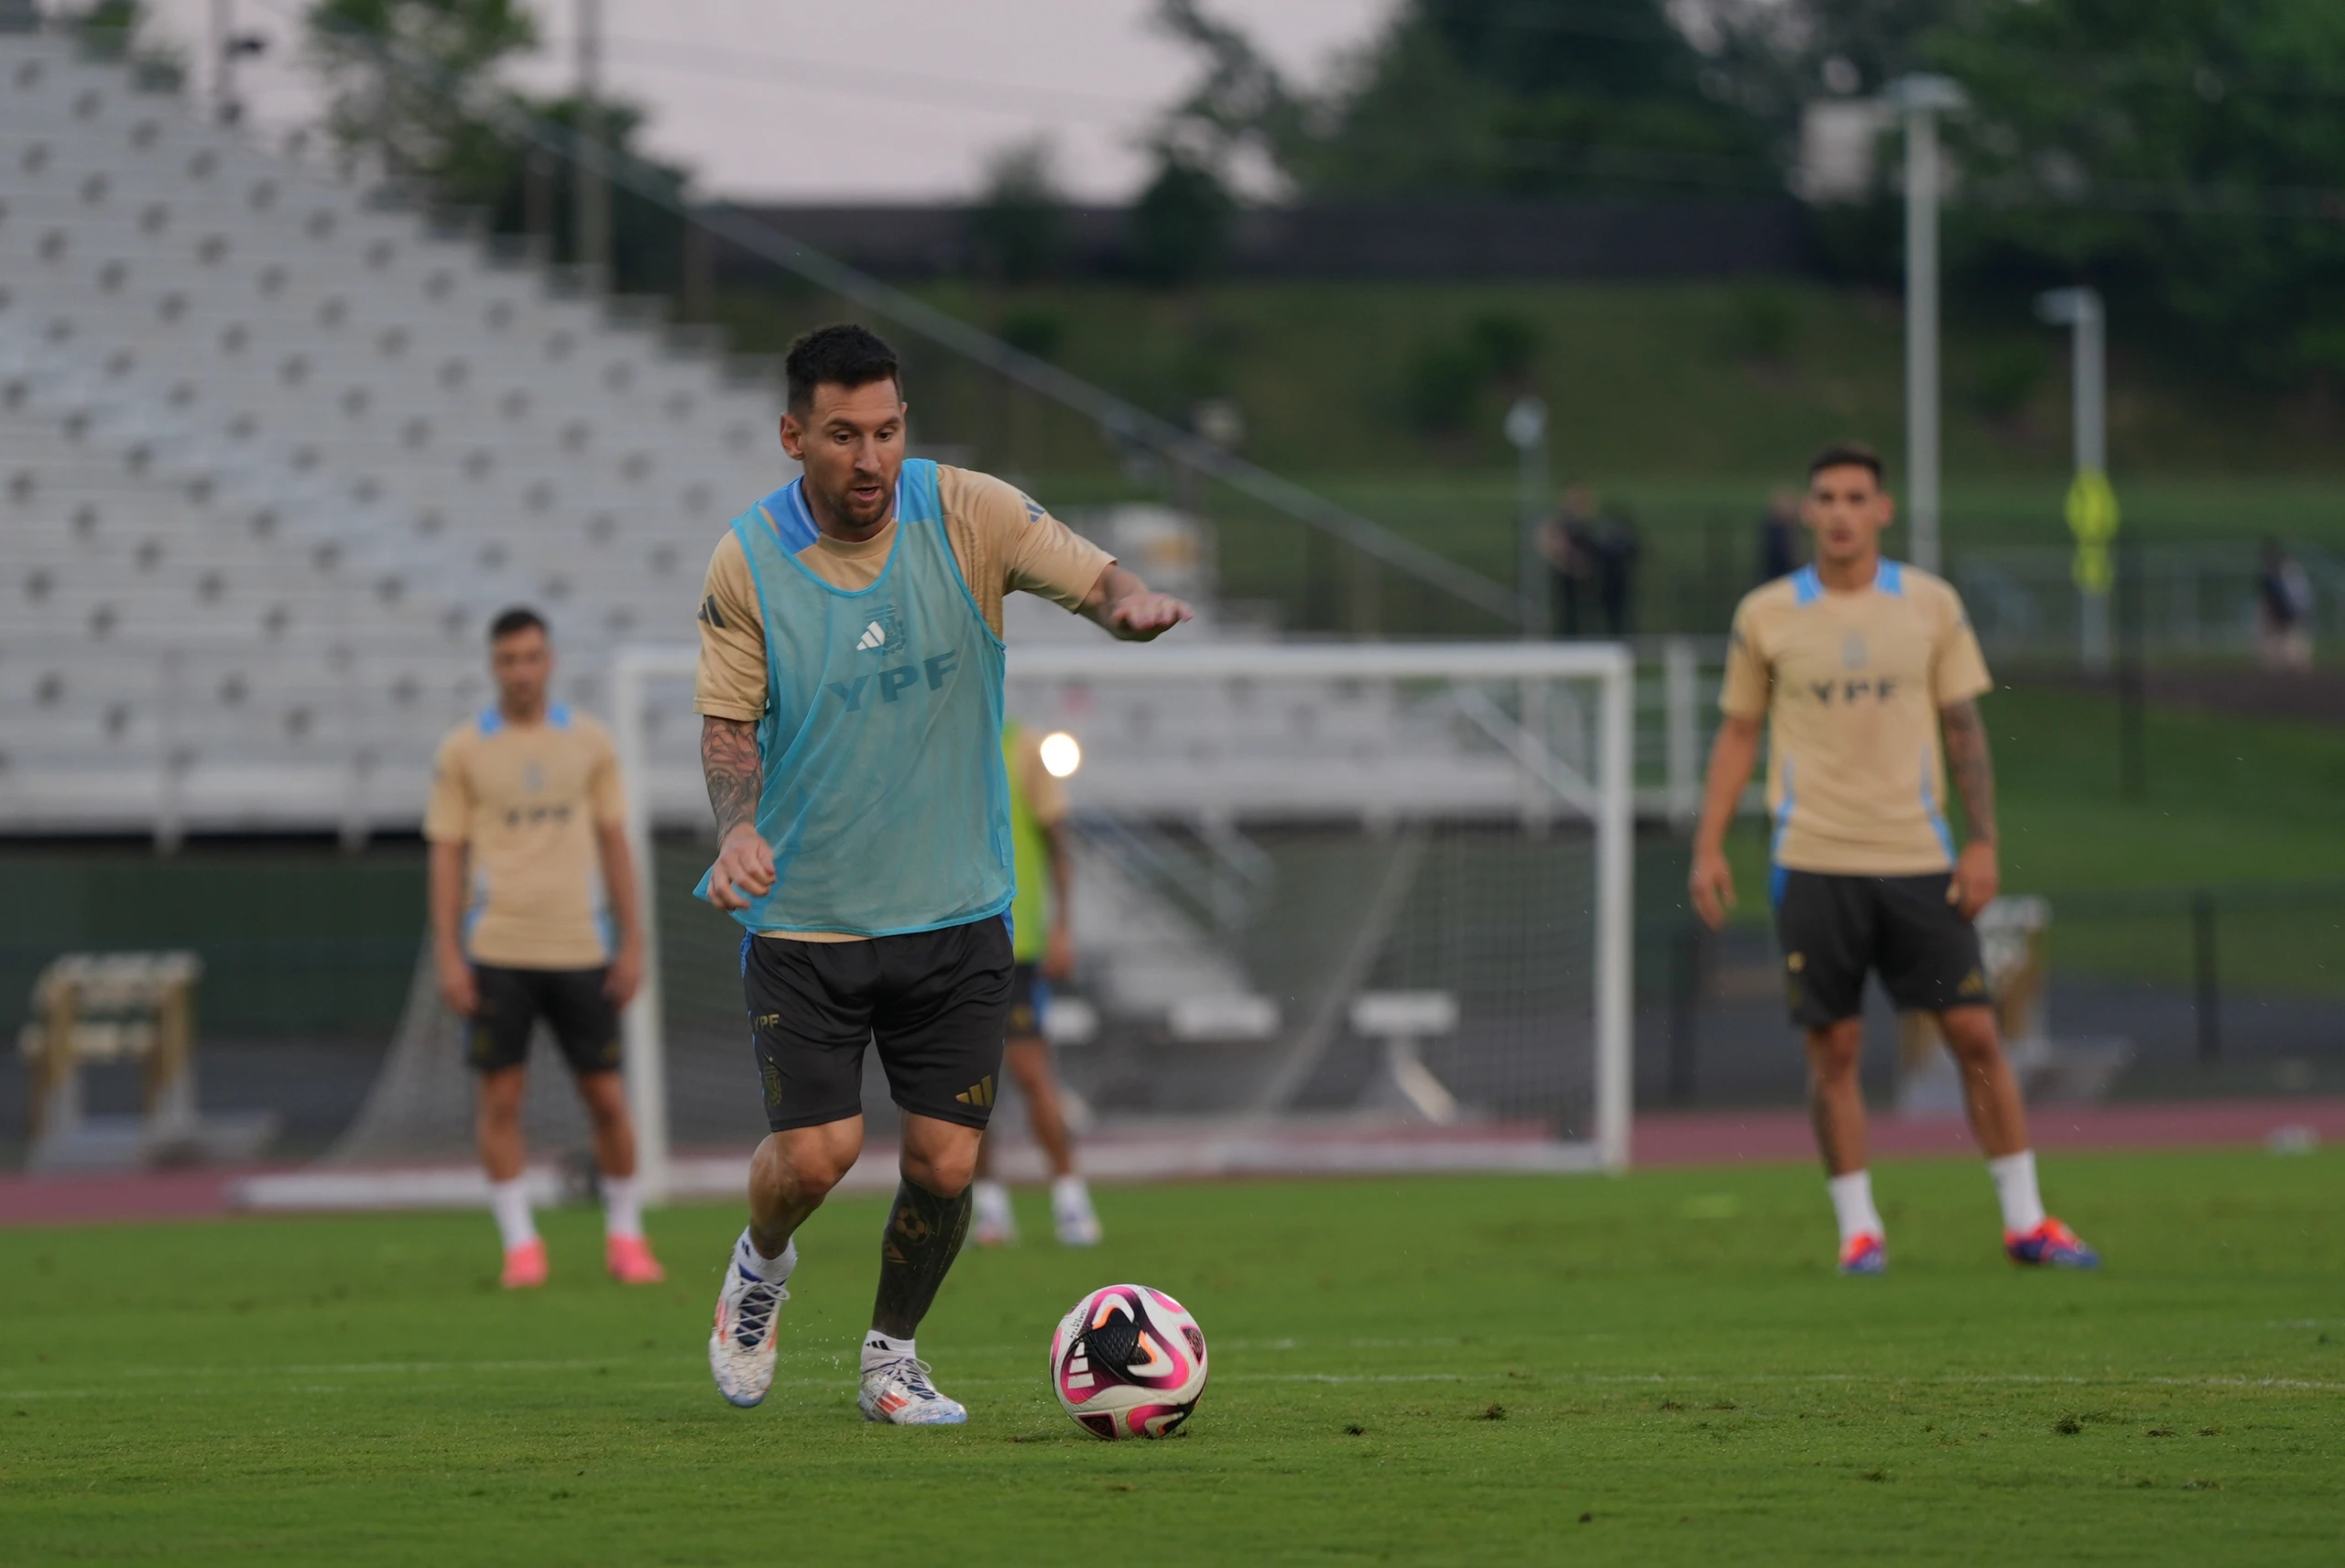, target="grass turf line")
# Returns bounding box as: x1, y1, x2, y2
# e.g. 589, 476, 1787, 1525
3, 1151, 2340, 1565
